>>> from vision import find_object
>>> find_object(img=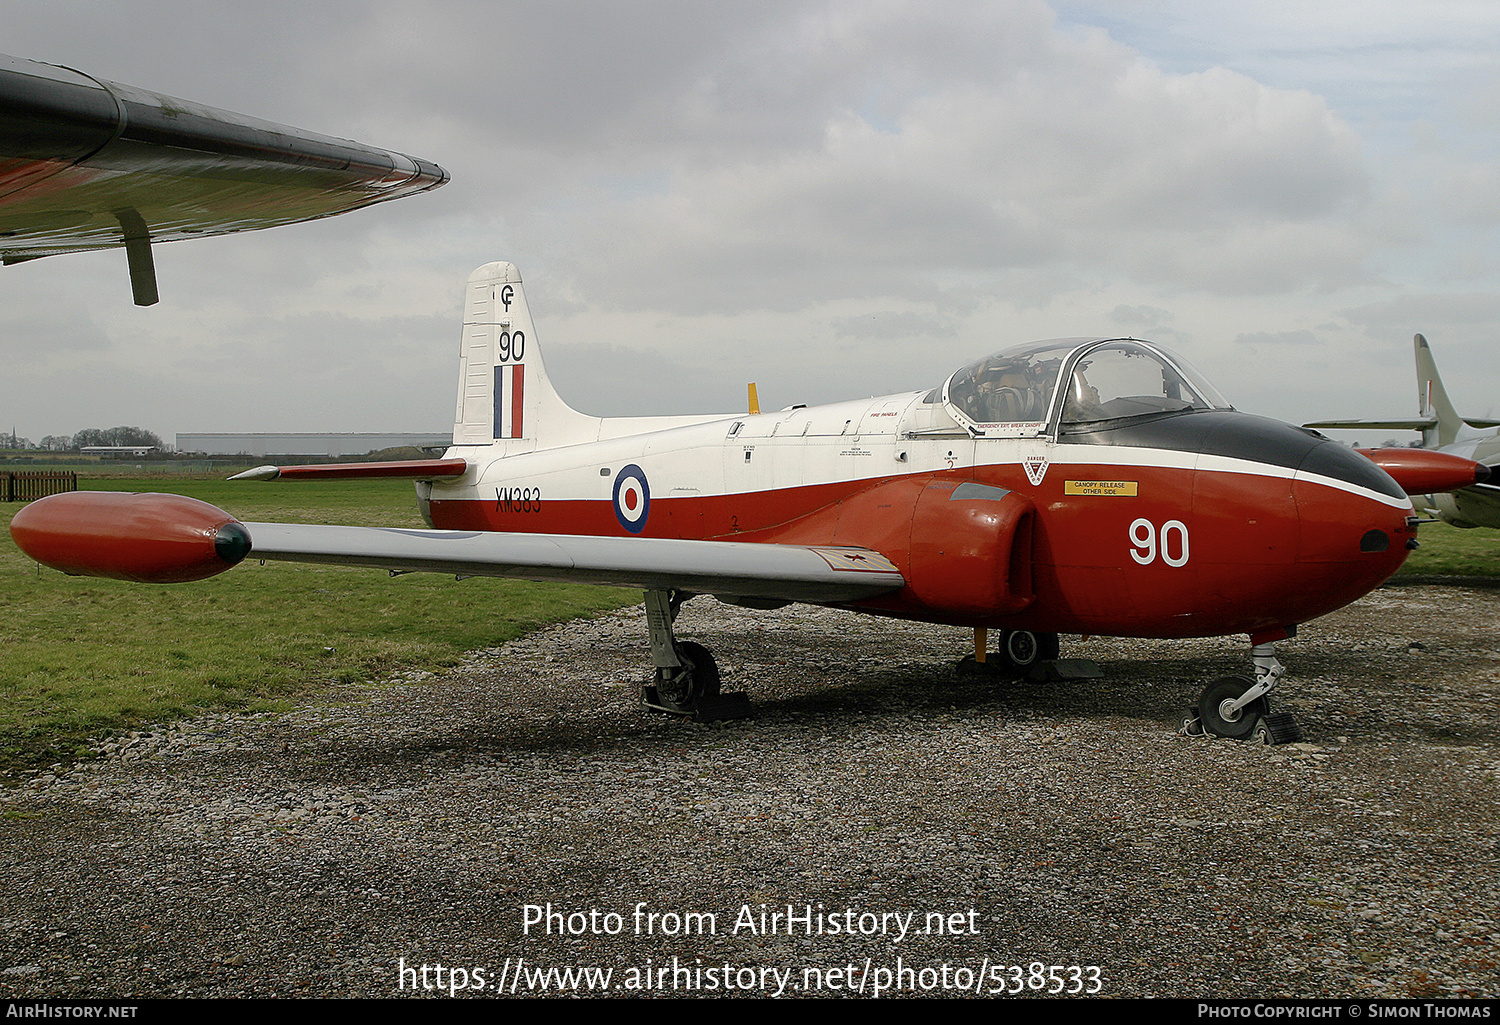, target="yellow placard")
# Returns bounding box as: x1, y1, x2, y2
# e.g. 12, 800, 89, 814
1064, 480, 1138, 497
